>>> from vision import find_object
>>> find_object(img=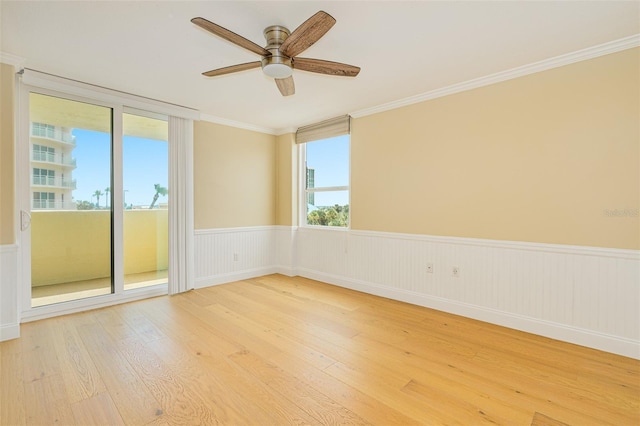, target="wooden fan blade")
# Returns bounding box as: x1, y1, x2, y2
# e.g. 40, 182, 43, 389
275, 76, 295, 96
192, 17, 271, 57
202, 61, 262, 77
279, 11, 336, 58
293, 57, 360, 77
